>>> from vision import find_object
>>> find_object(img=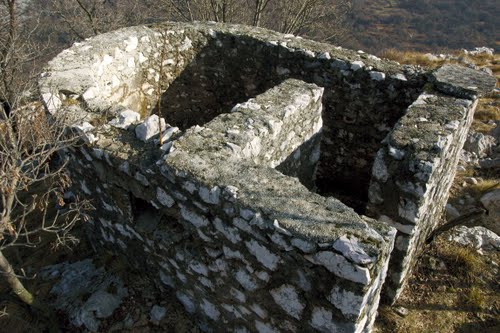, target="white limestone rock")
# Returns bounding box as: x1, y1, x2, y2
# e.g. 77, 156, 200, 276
230, 288, 246, 303
245, 240, 280, 271
350, 61, 365, 71
291, 238, 316, 253
156, 187, 174, 207
134, 172, 149, 186
480, 189, 500, 218
305, 251, 371, 285
468, 47, 494, 56
201, 299, 220, 321
176, 291, 195, 314
332, 235, 375, 265
74, 122, 94, 133
223, 186, 239, 202
391, 73, 408, 81
150, 305, 167, 322
199, 186, 221, 205
74, 122, 98, 143
42, 92, 62, 114
369, 71, 386, 81
310, 307, 340, 332
135, 115, 166, 142
464, 131, 496, 158
214, 218, 241, 244
447, 226, 500, 252
445, 203, 461, 220
189, 261, 208, 276
180, 205, 209, 227
327, 286, 367, 319
255, 321, 278, 333
109, 110, 140, 129
160, 141, 173, 153
124, 36, 138, 52
270, 284, 305, 319
372, 151, 388, 182
159, 126, 179, 143
235, 269, 258, 291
